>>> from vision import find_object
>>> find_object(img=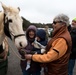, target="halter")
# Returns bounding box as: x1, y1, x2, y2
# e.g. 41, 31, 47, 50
3, 13, 25, 40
